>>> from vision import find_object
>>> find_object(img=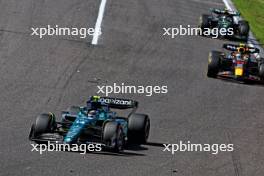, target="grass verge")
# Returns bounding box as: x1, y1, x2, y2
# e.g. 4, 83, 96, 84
232, 0, 264, 44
